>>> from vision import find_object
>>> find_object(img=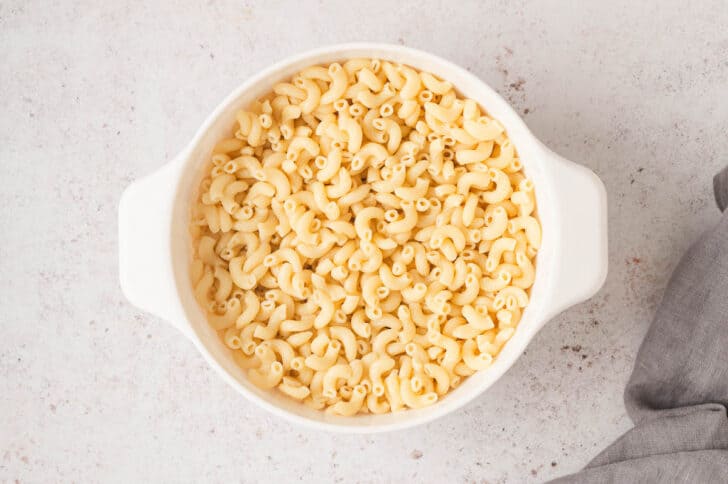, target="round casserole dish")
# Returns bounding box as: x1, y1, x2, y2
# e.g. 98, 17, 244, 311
119, 43, 608, 433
